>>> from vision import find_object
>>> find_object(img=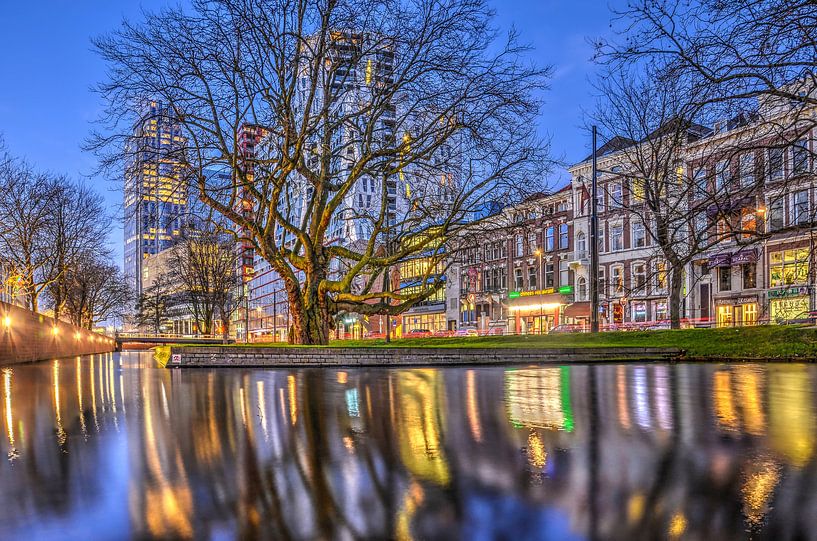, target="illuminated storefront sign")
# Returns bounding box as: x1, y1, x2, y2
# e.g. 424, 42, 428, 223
508, 288, 556, 299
